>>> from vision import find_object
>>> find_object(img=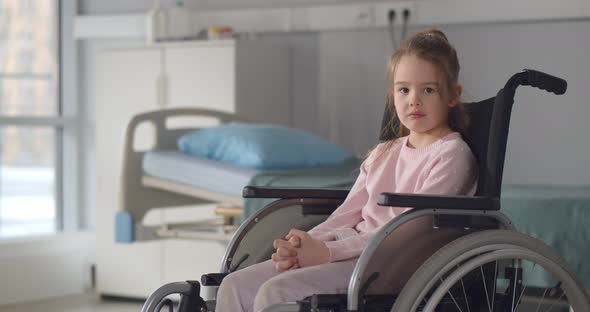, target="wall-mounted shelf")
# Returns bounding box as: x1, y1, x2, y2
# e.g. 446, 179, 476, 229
74, 0, 590, 40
